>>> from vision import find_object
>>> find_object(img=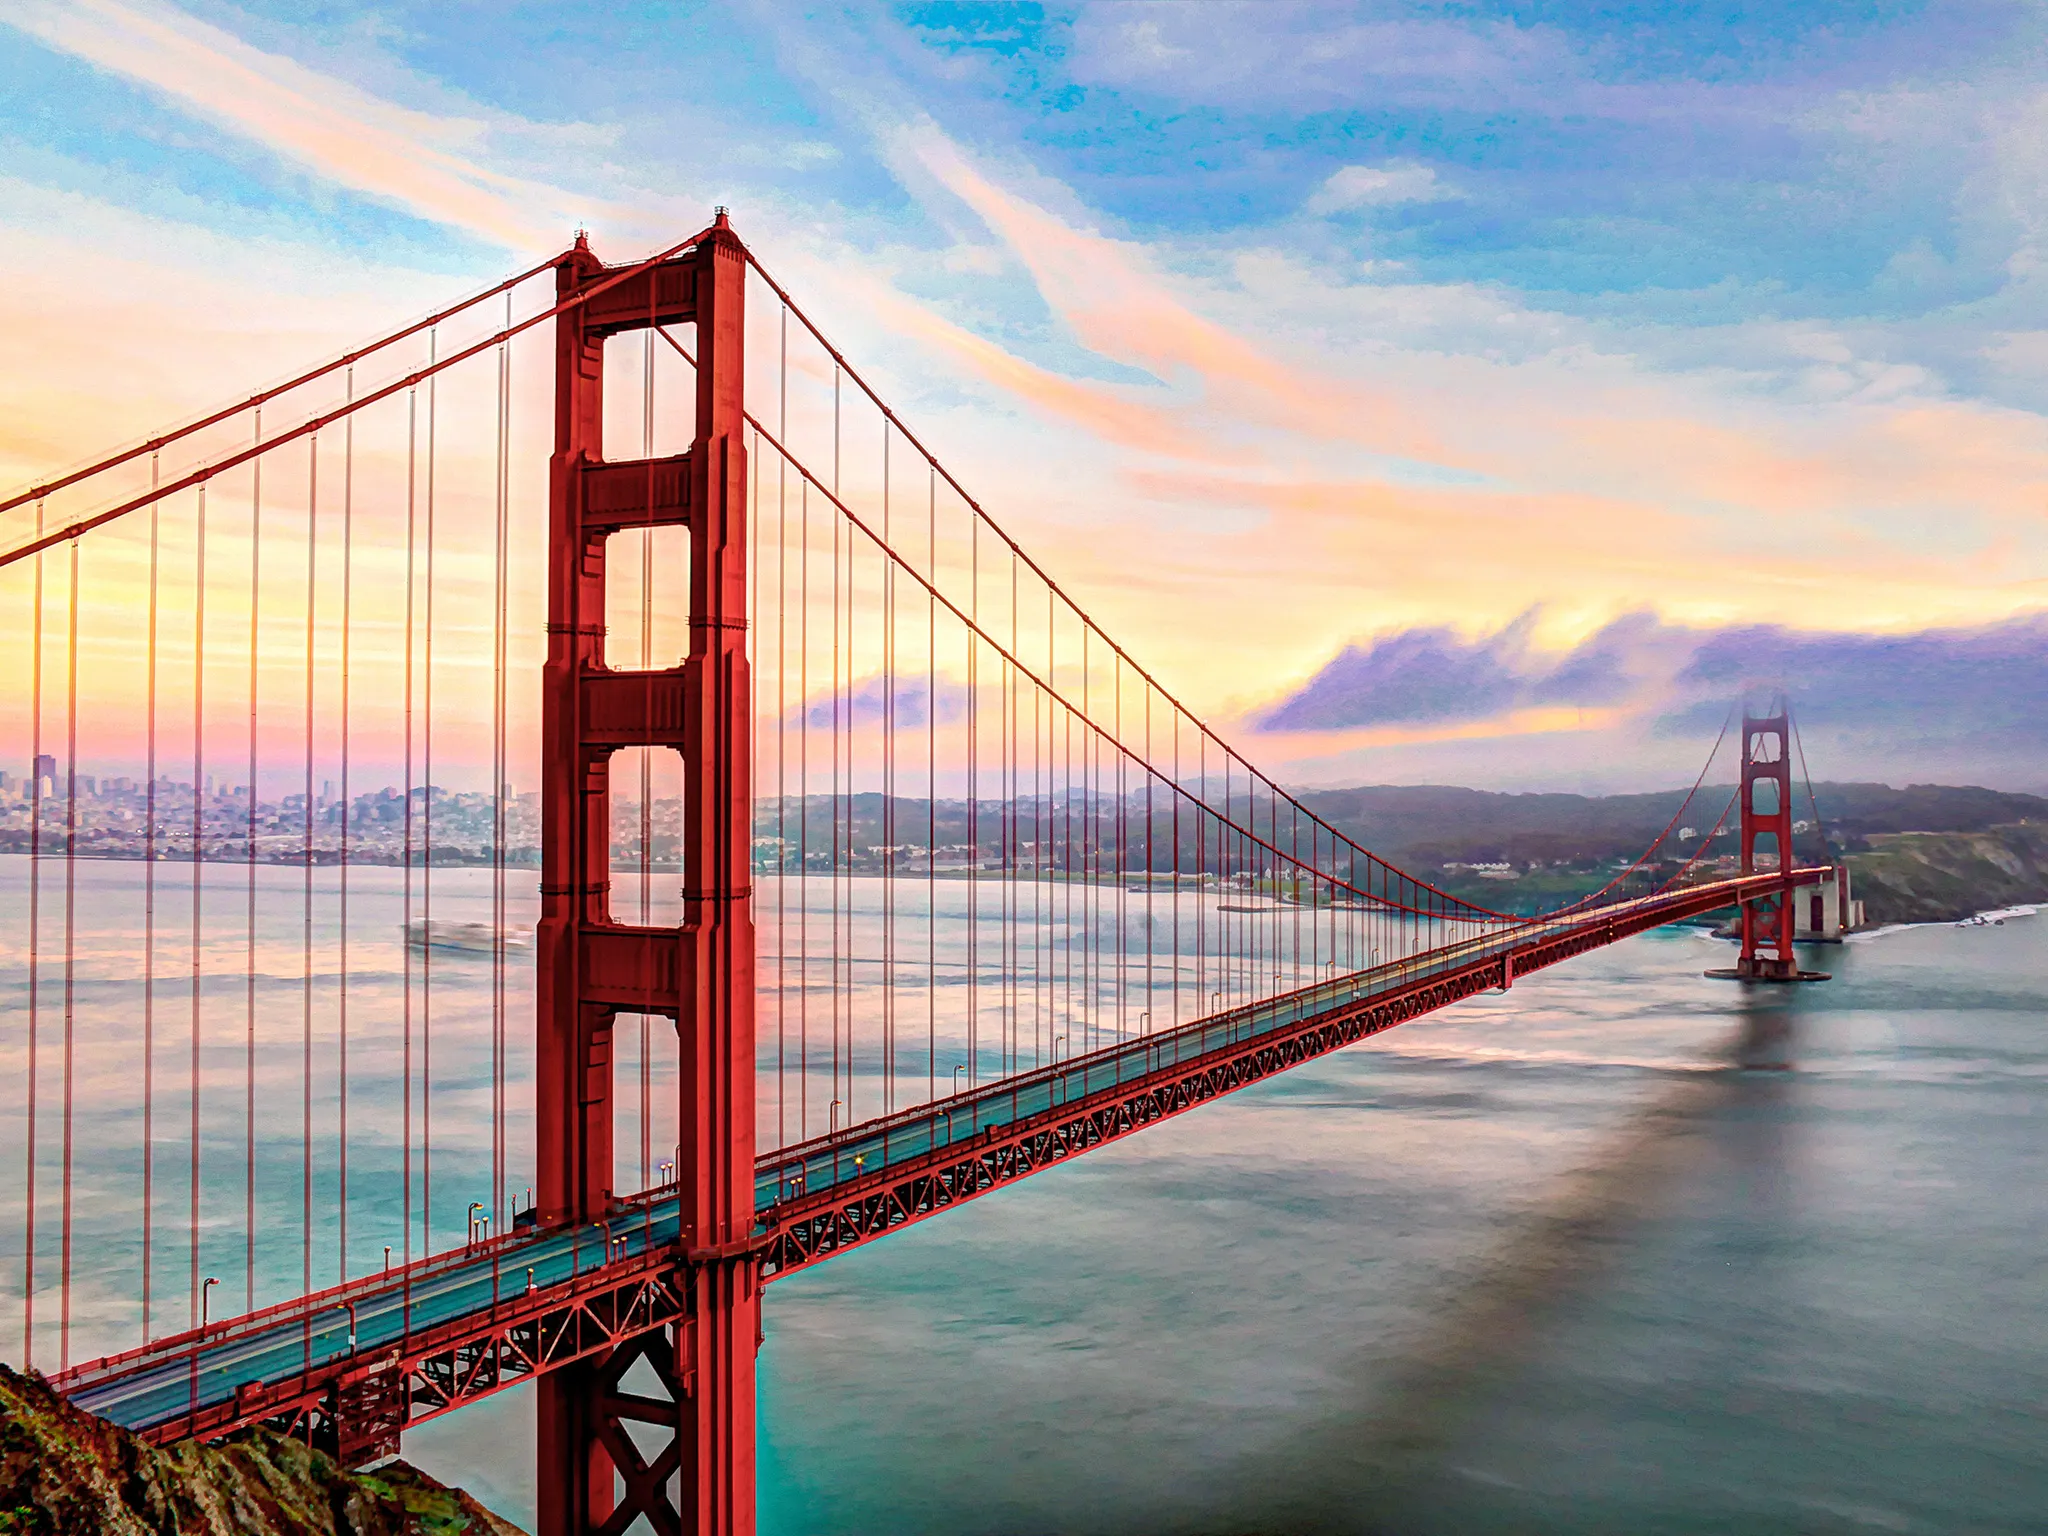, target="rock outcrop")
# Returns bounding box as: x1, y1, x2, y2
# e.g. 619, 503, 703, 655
0, 1364, 523, 1536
